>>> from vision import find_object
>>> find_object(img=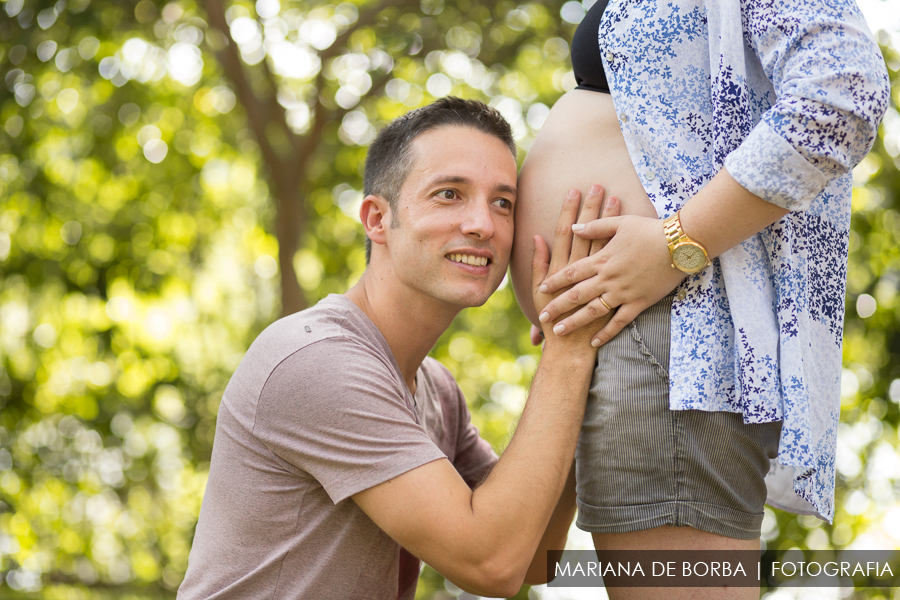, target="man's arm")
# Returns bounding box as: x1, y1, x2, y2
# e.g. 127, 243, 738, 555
523, 463, 576, 585
521, 190, 621, 584
352, 188, 608, 597
448, 357, 577, 587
